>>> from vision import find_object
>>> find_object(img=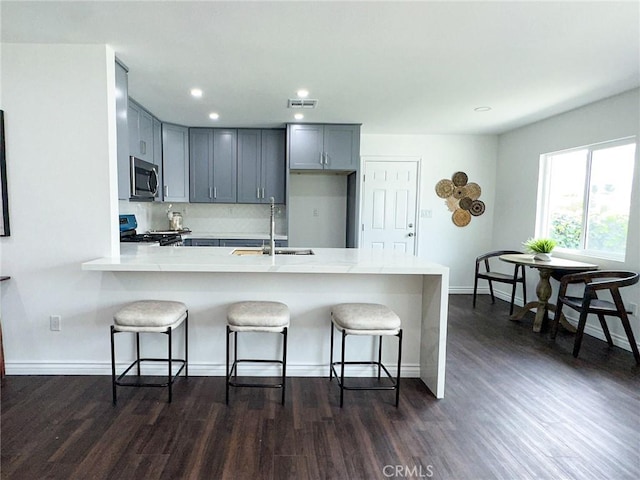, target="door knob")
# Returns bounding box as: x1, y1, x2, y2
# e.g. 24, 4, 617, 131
408, 223, 414, 228
408, 232, 414, 237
